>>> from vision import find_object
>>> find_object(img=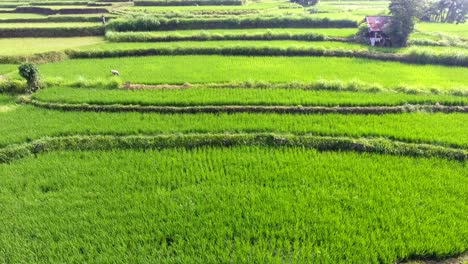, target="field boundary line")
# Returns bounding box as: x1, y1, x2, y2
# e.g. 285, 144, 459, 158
1, 134, 467, 164
21, 98, 468, 115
